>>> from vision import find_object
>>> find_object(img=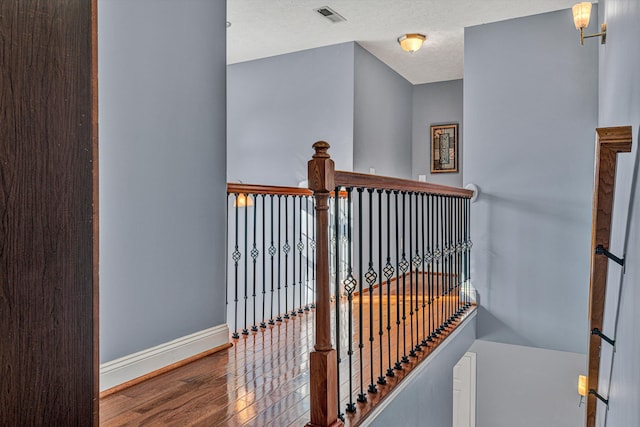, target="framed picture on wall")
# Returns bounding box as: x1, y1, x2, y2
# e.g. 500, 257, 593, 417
431, 123, 458, 173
